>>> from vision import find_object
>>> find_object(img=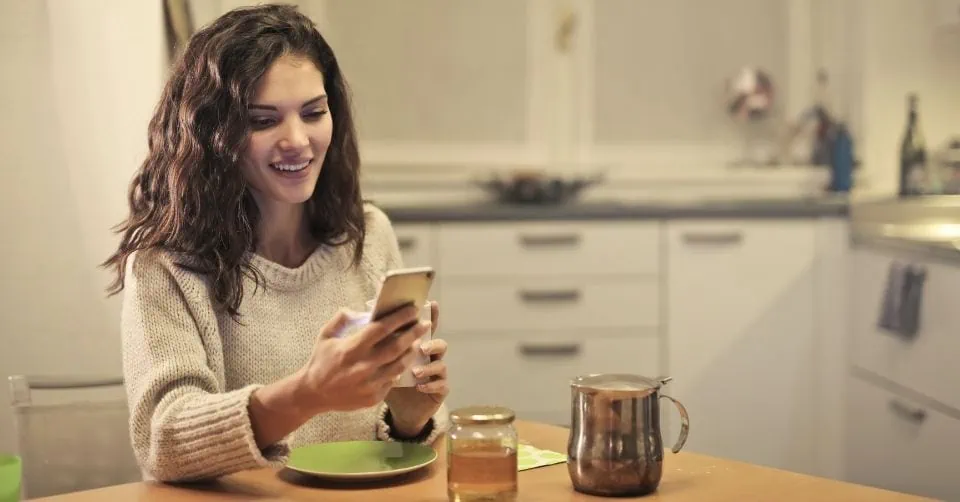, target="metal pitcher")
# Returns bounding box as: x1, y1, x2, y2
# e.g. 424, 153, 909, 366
567, 374, 690, 497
